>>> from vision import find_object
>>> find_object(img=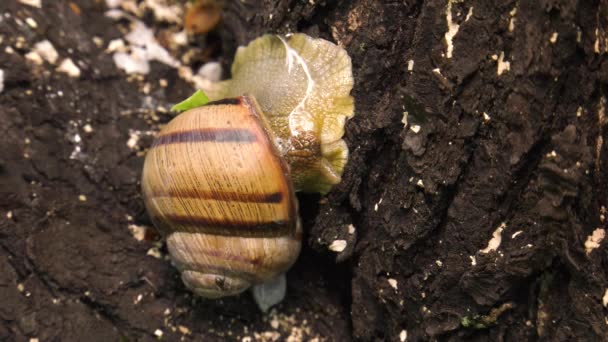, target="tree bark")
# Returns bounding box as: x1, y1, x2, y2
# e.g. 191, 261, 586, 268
1, 0, 607, 341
